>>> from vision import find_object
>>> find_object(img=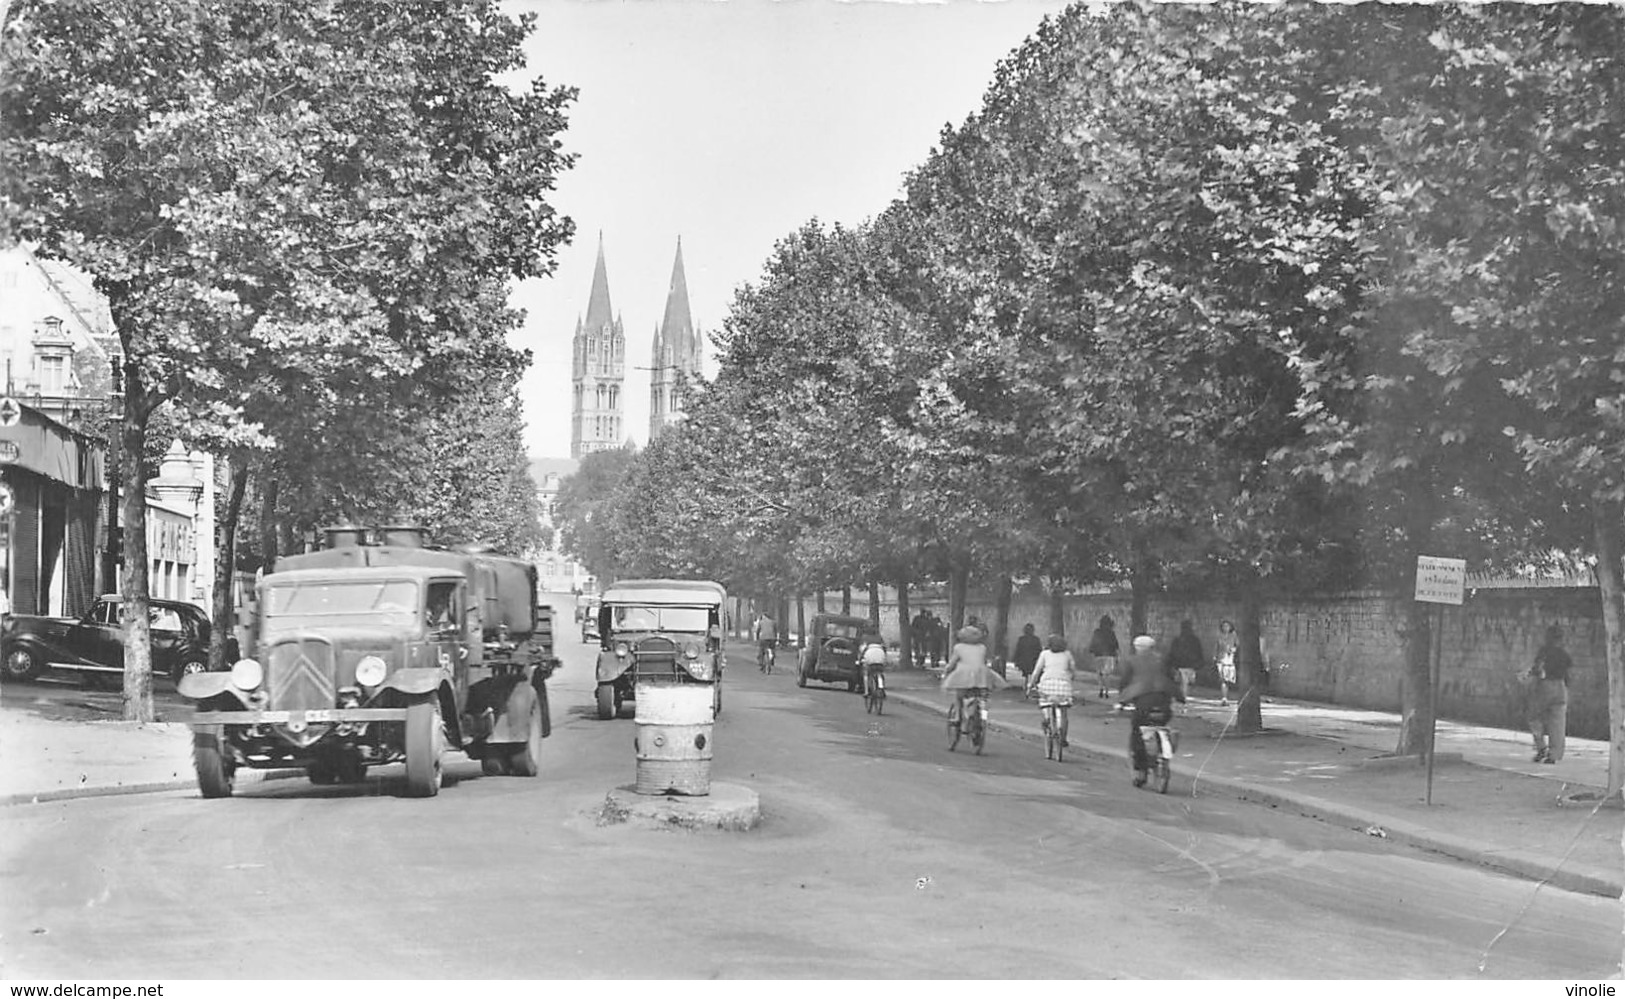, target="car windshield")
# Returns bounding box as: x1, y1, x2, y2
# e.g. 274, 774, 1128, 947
610, 605, 710, 633
265, 580, 420, 621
